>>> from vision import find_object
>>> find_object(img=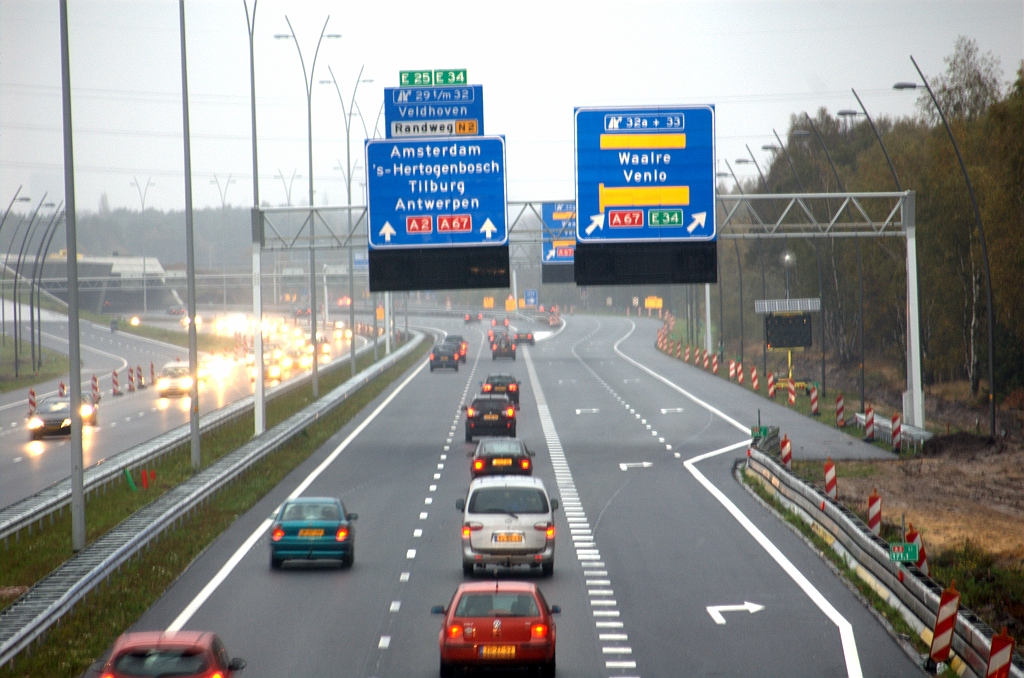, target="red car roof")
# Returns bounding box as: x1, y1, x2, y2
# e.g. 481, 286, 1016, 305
455, 581, 538, 594
111, 631, 212, 653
